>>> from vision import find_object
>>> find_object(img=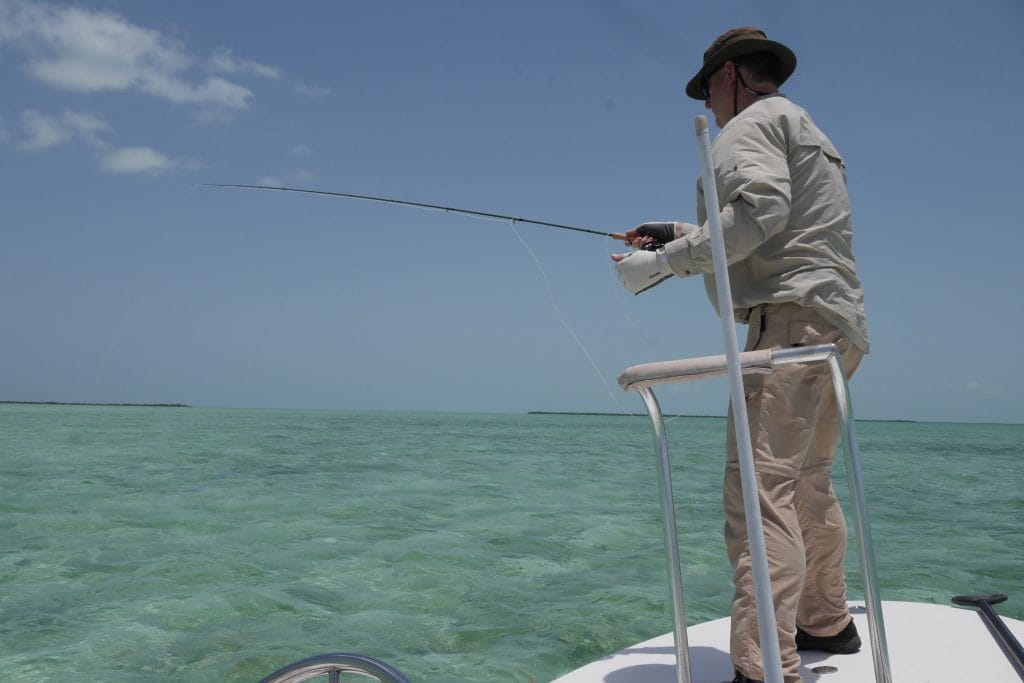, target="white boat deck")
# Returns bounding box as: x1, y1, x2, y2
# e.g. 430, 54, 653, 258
552, 600, 1024, 682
